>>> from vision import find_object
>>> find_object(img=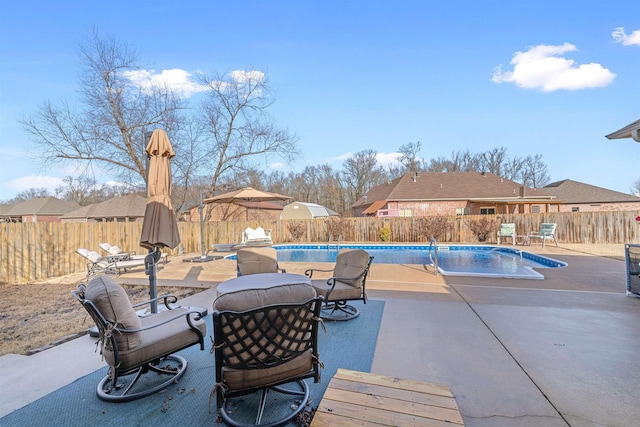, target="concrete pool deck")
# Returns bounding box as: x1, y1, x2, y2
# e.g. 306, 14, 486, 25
1, 243, 638, 426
